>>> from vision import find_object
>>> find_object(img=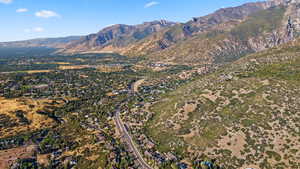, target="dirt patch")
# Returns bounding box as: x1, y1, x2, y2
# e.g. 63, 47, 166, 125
217, 131, 246, 157
52, 62, 71, 65
239, 164, 260, 169
37, 154, 50, 166
75, 58, 85, 62
183, 103, 197, 113
180, 102, 197, 120
133, 79, 145, 93
96, 65, 124, 73
0, 145, 37, 169
239, 88, 253, 94
201, 89, 219, 102
181, 128, 199, 140
261, 79, 270, 85
26, 70, 53, 74
59, 65, 91, 70
86, 154, 100, 161
63, 143, 98, 157
170, 102, 198, 129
